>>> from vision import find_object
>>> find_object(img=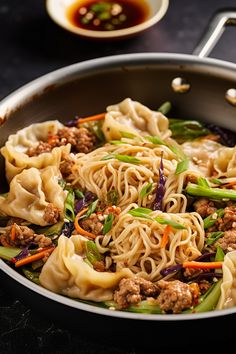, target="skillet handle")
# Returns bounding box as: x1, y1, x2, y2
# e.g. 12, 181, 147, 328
193, 10, 236, 58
